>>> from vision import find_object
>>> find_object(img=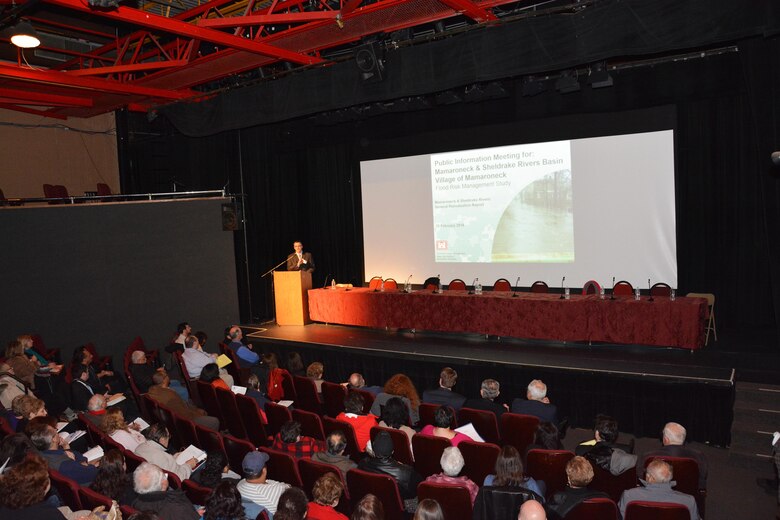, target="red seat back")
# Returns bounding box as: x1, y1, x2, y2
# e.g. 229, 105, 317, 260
383, 278, 398, 290
411, 433, 451, 478
624, 501, 690, 520
582, 280, 602, 295
235, 394, 270, 447
567, 497, 620, 520
589, 463, 638, 502
417, 481, 474, 520
196, 380, 225, 426
650, 282, 672, 297
96, 183, 112, 196
347, 468, 405, 520
264, 401, 293, 438
447, 279, 466, 291
224, 434, 256, 476
531, 281, 549, 293
368, 276, 383, 290
525, 449, 575, 498
500, 413, 539, 454
292, 375, 322, 414
48, 469, 82, 510
78, 486, 113, 511
215, 386, 247, 439
182, 478, 214, 505
172, 414, 200, 449
258, 447, 303, 487
612, 280, 634, 296
458, 407, 500, 445
322, 381, 348, 418
458, 440, 500, 485
194, 422, 227, 460
493, 278, 512, 291
322, 416, 361, 461
292, 408, 326, 440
